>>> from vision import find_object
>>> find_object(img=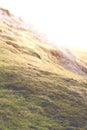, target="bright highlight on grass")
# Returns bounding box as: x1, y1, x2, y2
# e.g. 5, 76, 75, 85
0, 0, 87, 50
